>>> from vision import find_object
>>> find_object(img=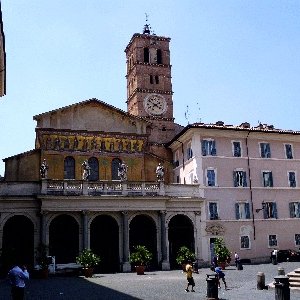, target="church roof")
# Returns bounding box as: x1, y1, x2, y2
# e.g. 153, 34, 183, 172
33, 98, 150, 124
